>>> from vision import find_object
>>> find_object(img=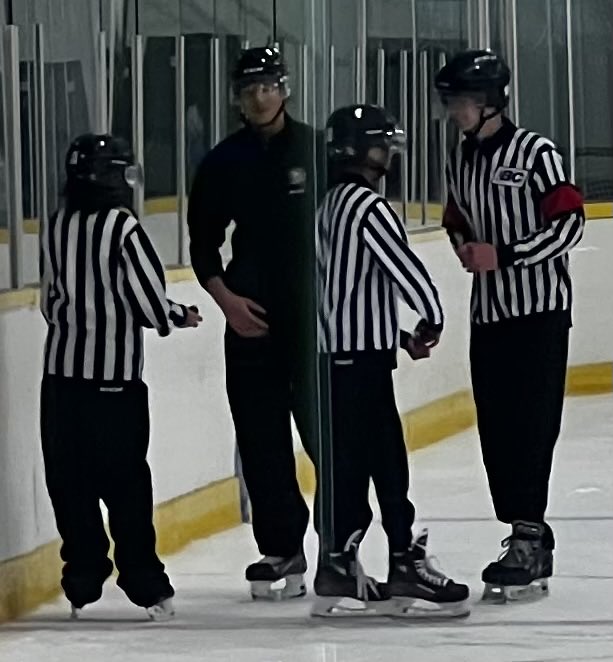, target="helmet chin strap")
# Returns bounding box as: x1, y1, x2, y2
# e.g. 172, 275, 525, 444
464, 106, 503, 140
241, 101, 286, 131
